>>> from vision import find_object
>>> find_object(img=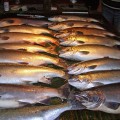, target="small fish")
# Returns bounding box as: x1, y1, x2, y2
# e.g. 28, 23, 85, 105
68, 58, 120, 75
59, 45, 120, 61
0, 43, 57, 55
69, 70, 120, 90
74, 84, 120, 114
60, 35, 120, 47
0, 63, 68, 84
0, 49, 66, 68
0, 32, 59, 46
0, 18, 52, 27
0, 25, 54, 35
0, 84, 69, 108
48, 15, 99, 22
56, 27, 116, 38
48, 21, 104, 31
